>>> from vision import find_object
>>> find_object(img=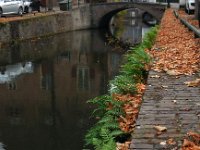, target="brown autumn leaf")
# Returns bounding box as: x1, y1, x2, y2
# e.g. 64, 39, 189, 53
184, 78, 200, 87
150, 75, 161, 78
187, 131, 200, 139
167, 138, 176, 145
116, 141, 131, 150
187, 131, 200, 144
165, 69, 181, 76
136, 83, 145, 94
180, 131, 200, 150
182, 139, 200, 150
154, 125, 167, 132
160, 141, 167, 146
